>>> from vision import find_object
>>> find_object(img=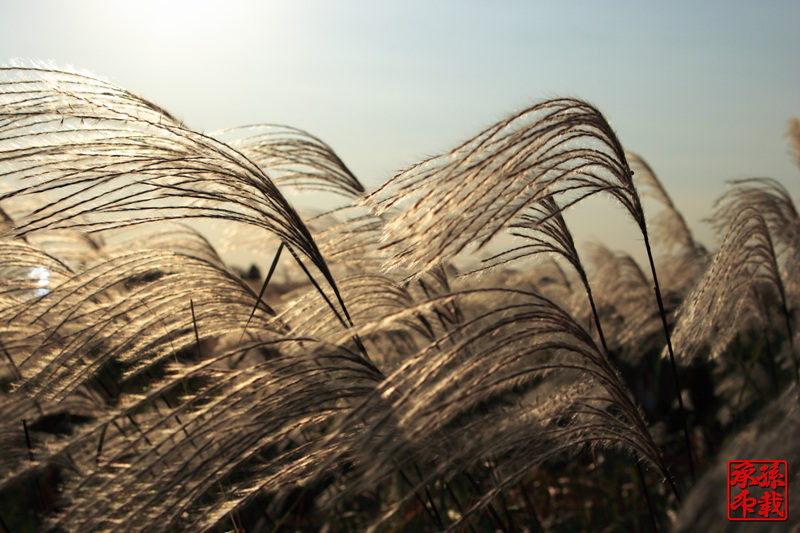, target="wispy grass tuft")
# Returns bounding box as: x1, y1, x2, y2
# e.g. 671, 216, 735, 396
1, 66, 798, 531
